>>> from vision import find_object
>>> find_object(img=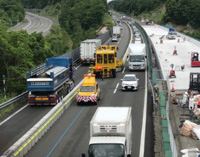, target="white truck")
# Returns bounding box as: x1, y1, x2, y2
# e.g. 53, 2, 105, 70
80, 39, 101, 65
128, 43, 146, 71
83, 107, 132, 157
113, 26, 121, 38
